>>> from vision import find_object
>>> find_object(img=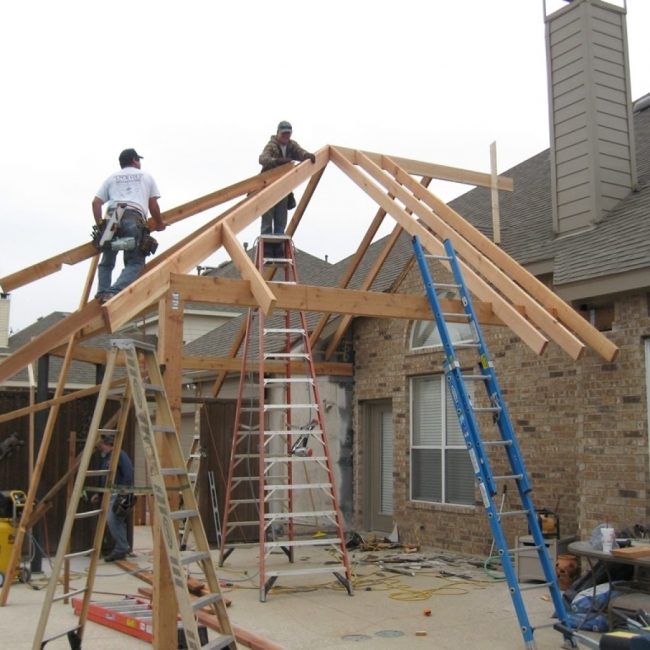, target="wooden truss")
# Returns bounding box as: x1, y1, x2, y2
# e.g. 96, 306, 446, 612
0, 144, 618, 390
0, 145, 618, 642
